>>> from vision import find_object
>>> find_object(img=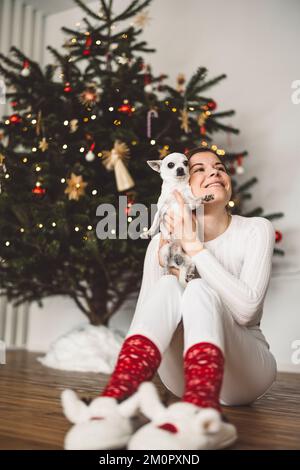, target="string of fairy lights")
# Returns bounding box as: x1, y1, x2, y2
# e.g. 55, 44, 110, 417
1, 104, 237, 249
